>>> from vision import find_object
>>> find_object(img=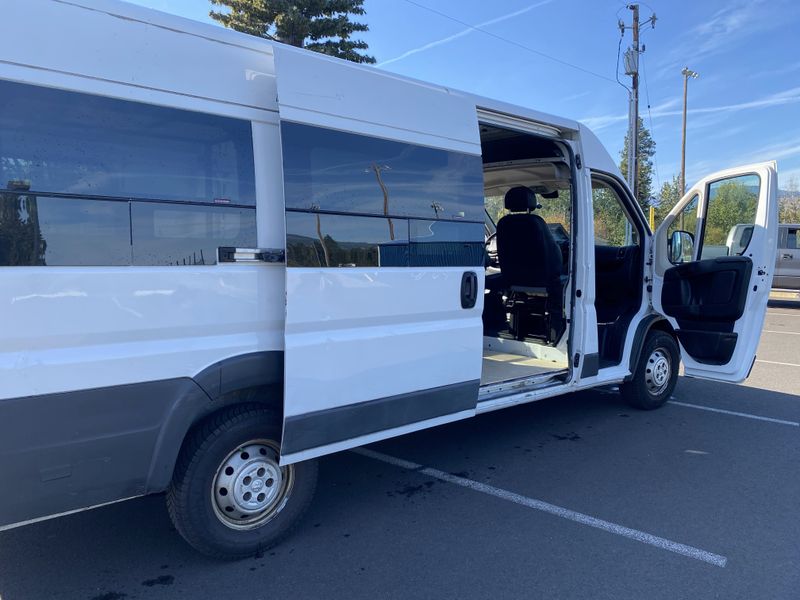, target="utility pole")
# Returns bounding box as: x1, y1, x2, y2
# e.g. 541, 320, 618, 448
629, 4, 640, 201
620, 5, 655, 202
680, 67, 699, 196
